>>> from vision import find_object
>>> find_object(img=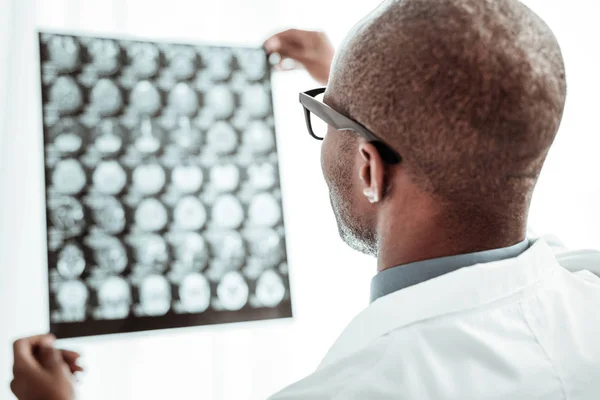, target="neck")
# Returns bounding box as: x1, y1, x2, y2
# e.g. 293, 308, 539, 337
376, 203, 527, 272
